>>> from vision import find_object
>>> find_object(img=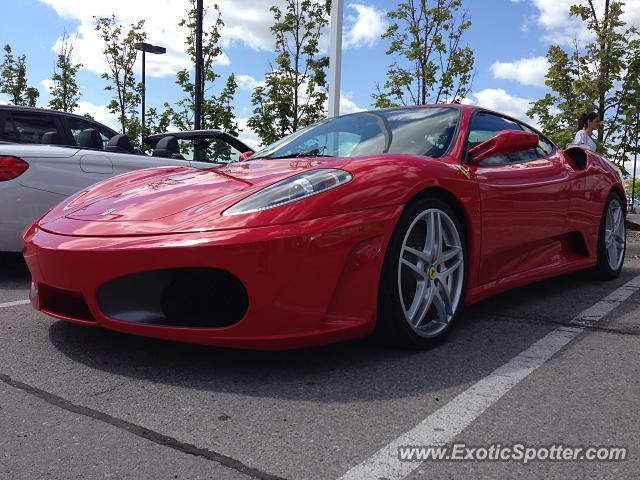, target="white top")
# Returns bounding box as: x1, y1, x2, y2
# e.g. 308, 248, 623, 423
573, 129, 597, 152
